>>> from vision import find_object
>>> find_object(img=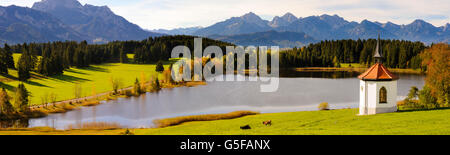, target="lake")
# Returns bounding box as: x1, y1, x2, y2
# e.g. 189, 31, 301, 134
2, 71, 425, 129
